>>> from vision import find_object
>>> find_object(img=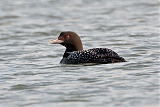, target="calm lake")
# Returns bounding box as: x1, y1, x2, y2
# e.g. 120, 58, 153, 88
0, 0, 159, 107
